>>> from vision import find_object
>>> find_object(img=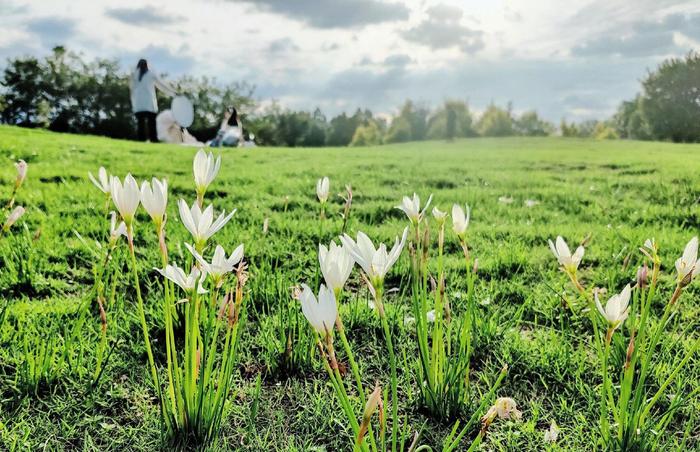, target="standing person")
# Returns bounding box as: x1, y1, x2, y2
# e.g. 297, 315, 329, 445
129, 59, 177, 142
209, 106, 243, 147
